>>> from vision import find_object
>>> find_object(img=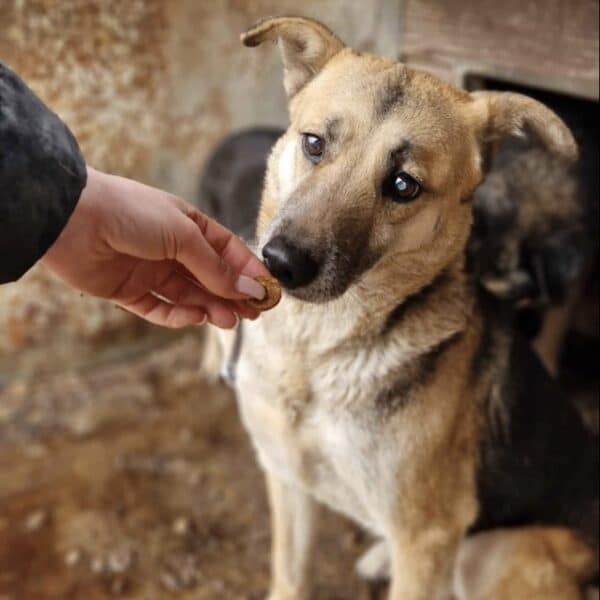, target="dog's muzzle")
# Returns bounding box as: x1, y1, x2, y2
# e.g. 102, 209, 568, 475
262, 235, 320, 289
